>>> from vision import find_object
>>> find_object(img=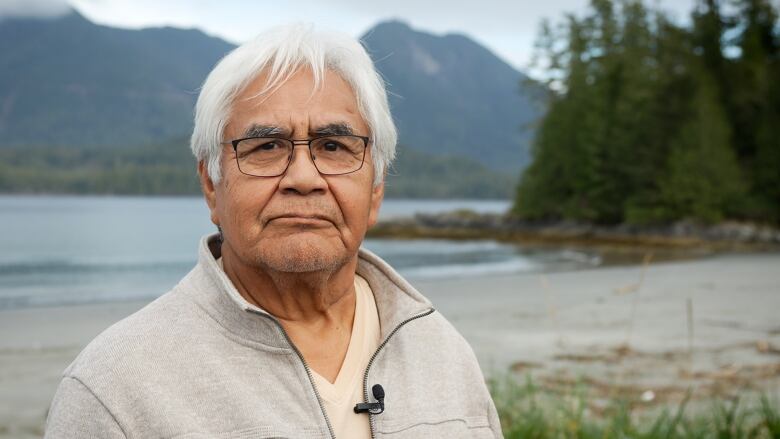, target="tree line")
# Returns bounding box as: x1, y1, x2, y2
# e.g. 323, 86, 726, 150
0, 142, 516, 199
513, 0, 779, 224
